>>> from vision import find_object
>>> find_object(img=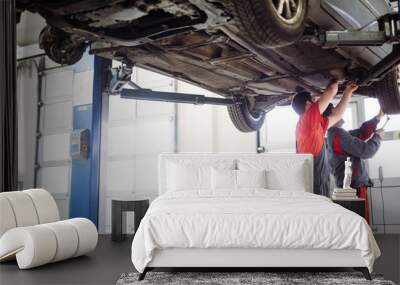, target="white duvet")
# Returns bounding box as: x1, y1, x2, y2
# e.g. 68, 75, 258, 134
131, 190, 380, 273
